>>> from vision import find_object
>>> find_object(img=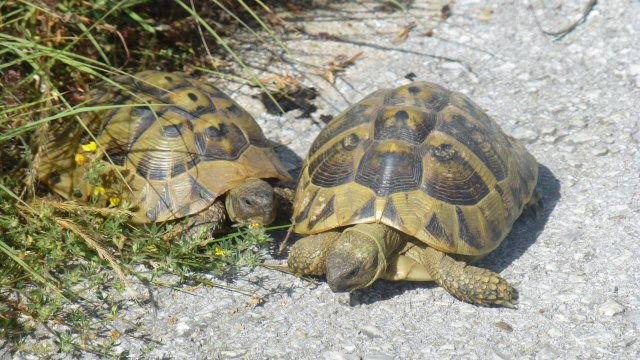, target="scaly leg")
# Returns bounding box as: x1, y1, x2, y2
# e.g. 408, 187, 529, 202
406, 245, 517, 308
